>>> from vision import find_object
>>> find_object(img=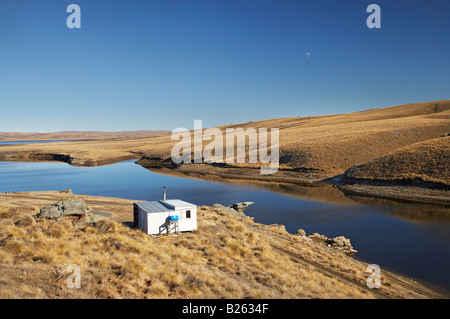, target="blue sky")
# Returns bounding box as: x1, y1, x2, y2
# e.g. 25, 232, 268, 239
0, 0, 449, 132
